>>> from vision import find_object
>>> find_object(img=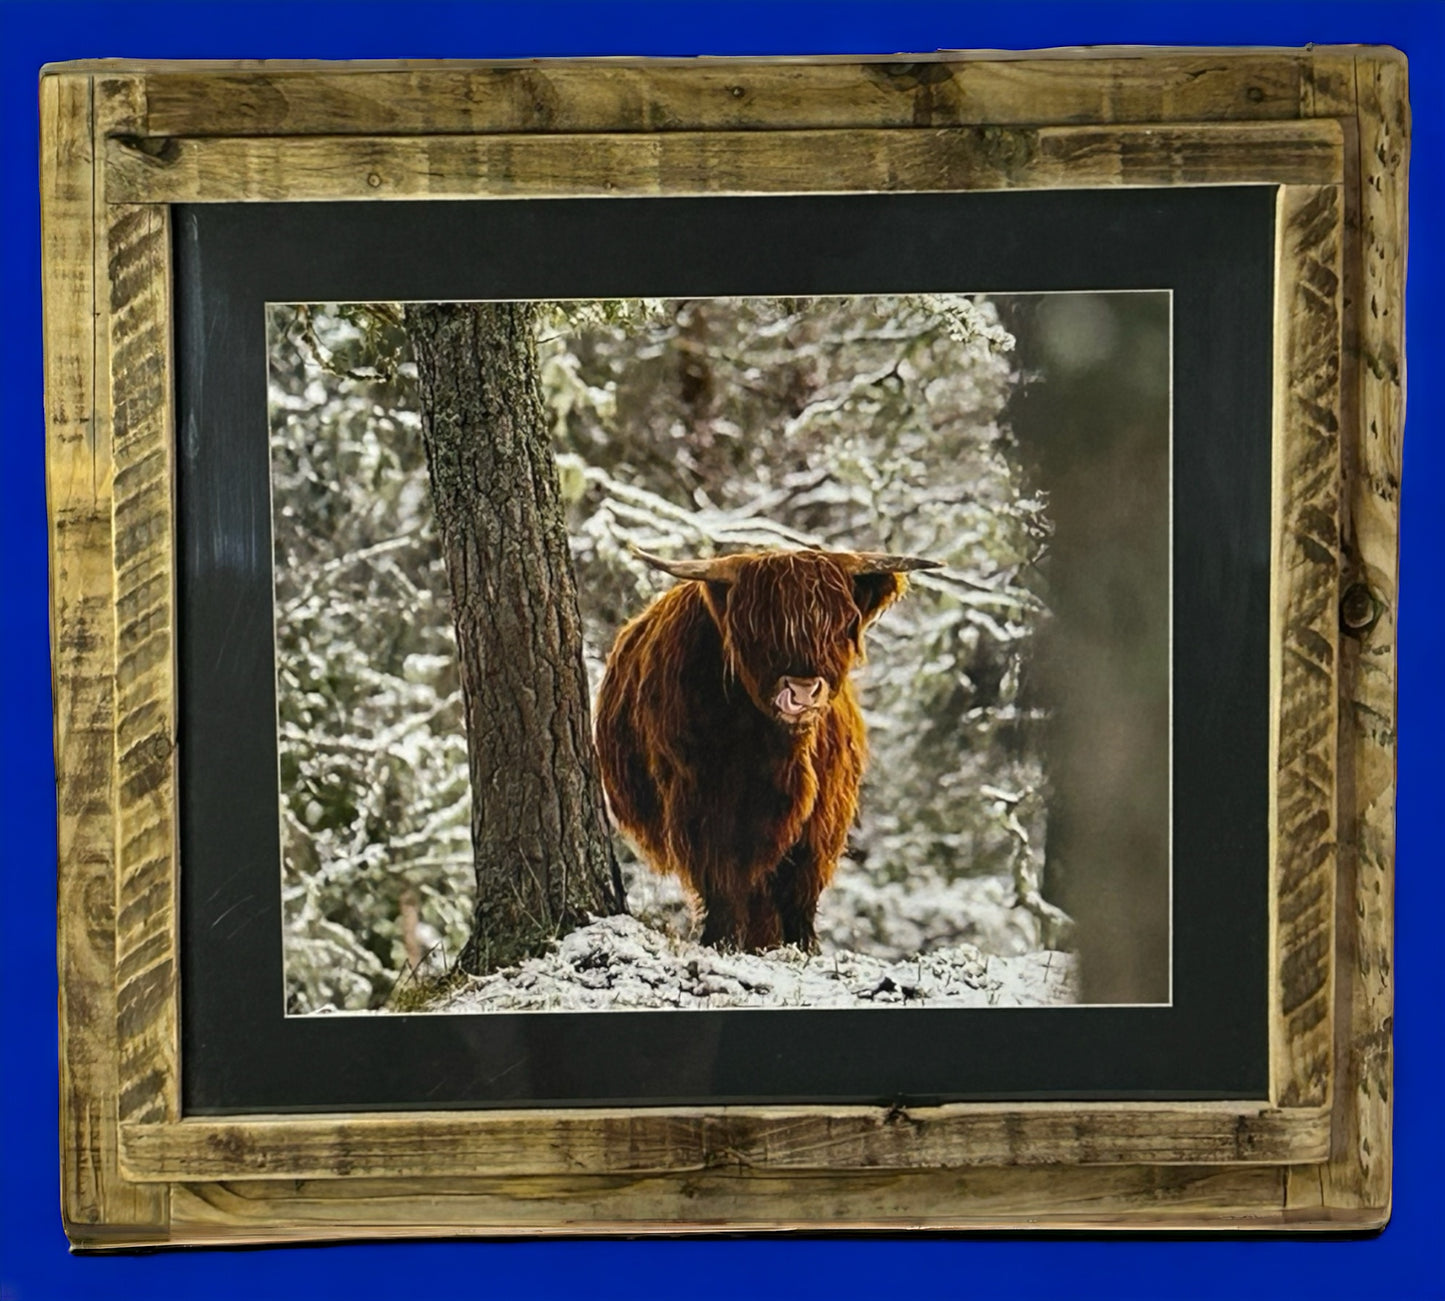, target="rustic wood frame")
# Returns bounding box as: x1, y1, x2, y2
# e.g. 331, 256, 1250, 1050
42, 47, 1405, 1245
